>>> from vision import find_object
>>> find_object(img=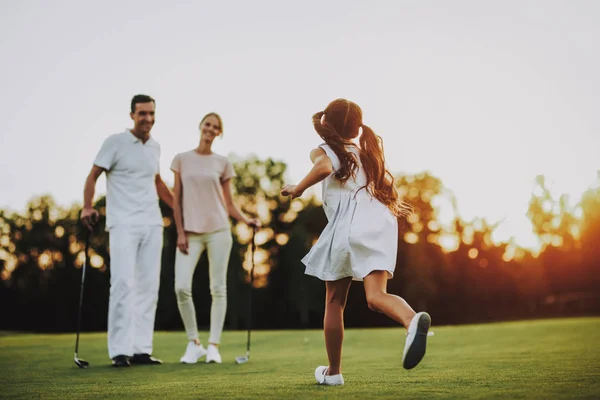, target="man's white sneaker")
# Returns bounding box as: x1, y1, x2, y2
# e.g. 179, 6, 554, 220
206, 344, 222, 364
314, 366, 344, 386
180, 342, 207, 364
402, 311, 431, 370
